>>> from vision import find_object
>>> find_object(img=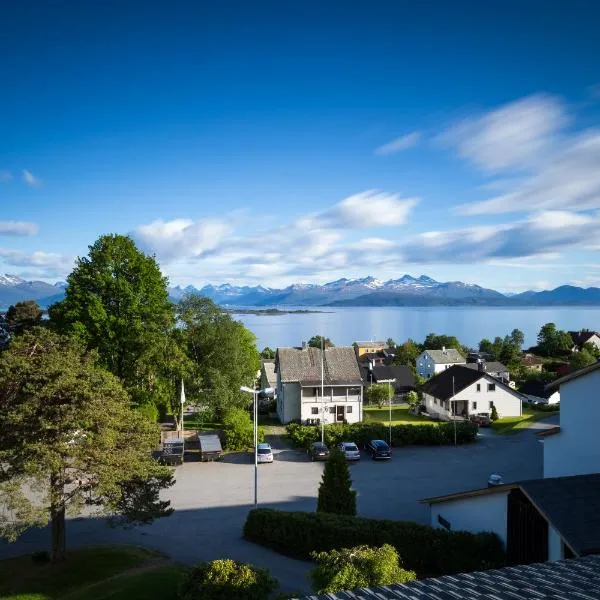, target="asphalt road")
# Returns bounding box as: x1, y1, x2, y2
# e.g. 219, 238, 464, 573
0, 420, 554, 594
